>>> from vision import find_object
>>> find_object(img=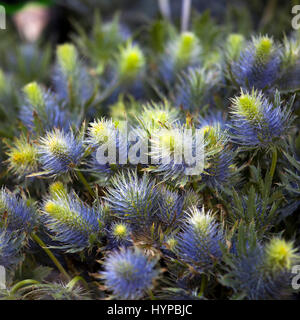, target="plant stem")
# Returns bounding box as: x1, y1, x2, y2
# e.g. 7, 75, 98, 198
148, 289, 156, 300
199, 273, 207, 297
10, 279, 40, 295
67, 276, 89, 291
32, 233, 71, 281
269, 147, 278, 180
76, 169, 96, 198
